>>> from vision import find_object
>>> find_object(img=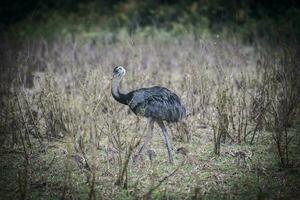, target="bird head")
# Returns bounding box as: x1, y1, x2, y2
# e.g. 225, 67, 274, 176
112, 66, 126, 79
